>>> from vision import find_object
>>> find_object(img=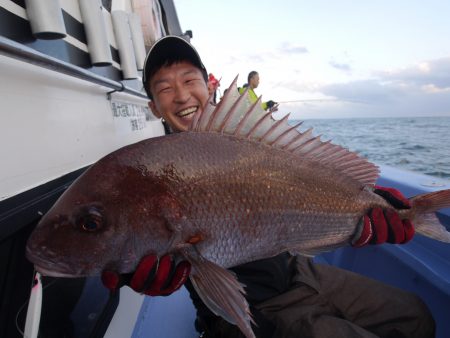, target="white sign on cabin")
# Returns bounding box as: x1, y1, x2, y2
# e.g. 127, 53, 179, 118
110, 100, 150, 134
